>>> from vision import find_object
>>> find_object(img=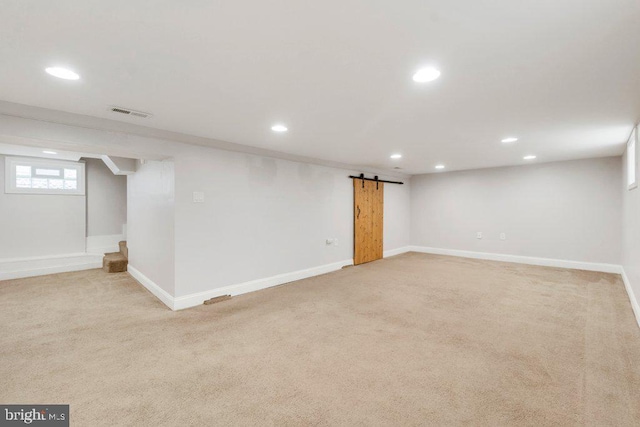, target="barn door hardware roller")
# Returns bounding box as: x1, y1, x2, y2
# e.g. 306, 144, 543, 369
349, 173, 404, 188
